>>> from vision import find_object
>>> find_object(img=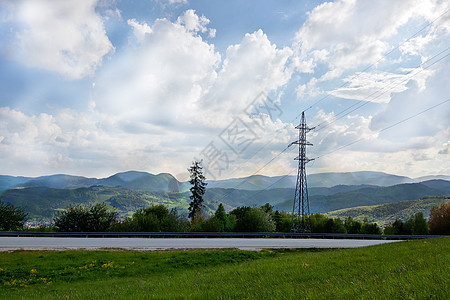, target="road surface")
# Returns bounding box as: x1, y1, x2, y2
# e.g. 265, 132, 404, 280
0, 237, 400, 251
